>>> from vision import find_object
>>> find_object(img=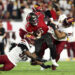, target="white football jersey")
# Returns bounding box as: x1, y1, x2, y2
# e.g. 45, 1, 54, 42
48, 26, 67, 41
48, 14, 74, 42
6, 40, 31, 66
58, 26, 74, 42
48, 25, 74, 41
57, 14, 67, 27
